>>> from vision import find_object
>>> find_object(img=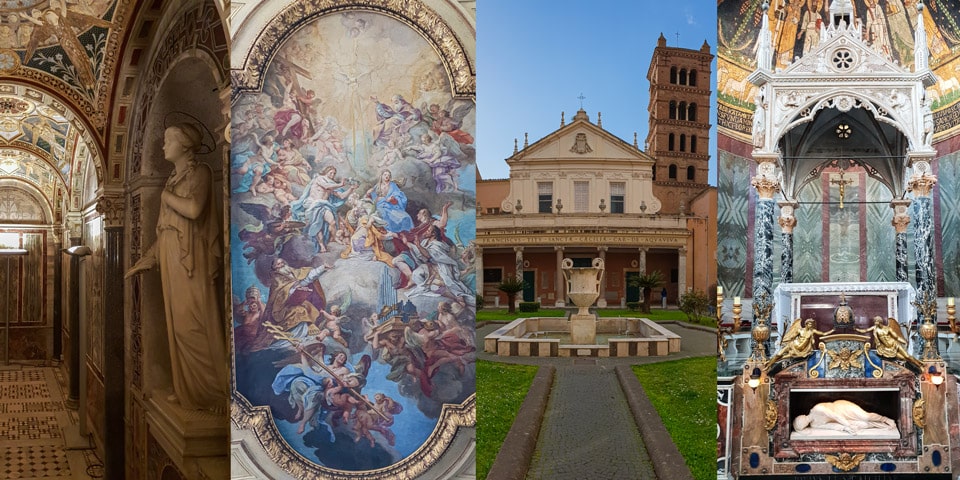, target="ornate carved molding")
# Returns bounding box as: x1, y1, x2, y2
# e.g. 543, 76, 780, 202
95, 193, 125, 228
891, 213, 911, 234
751, 176, 780, 199
909, 174, 937, 198
232, 0, 475, 99
230, 392, 475, 479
